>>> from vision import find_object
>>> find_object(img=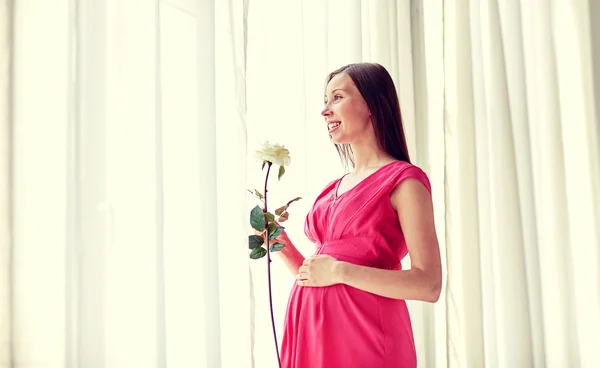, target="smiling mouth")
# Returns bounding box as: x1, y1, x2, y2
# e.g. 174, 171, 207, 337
327, 121, 341, 132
